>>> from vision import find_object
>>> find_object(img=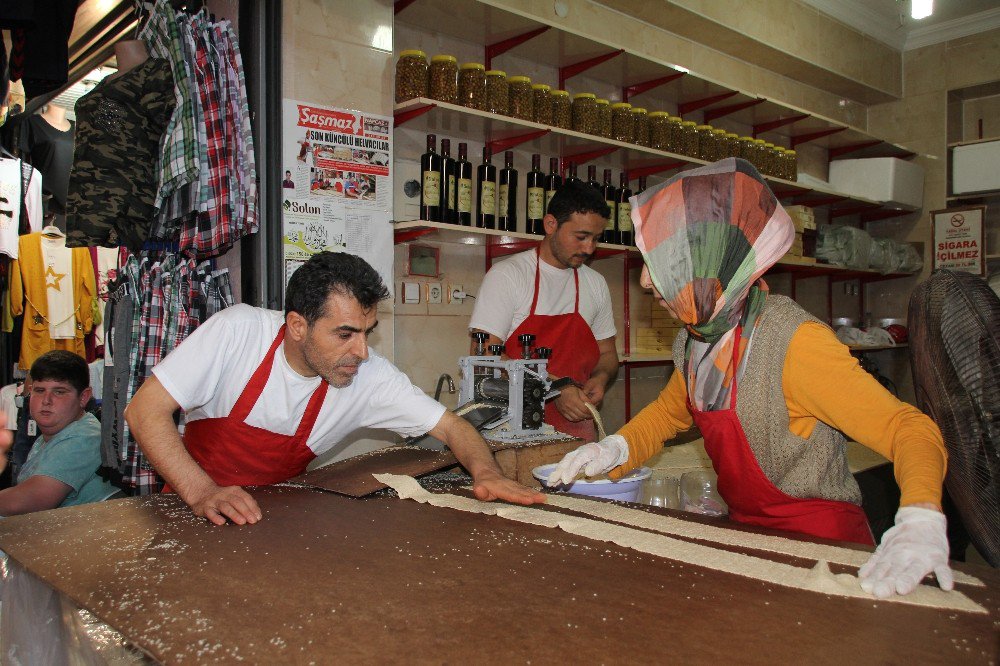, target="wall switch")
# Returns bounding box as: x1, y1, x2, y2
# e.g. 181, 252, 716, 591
449, 284, 465, 303
427, 282, 443, 304
401, 281, 421, 304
